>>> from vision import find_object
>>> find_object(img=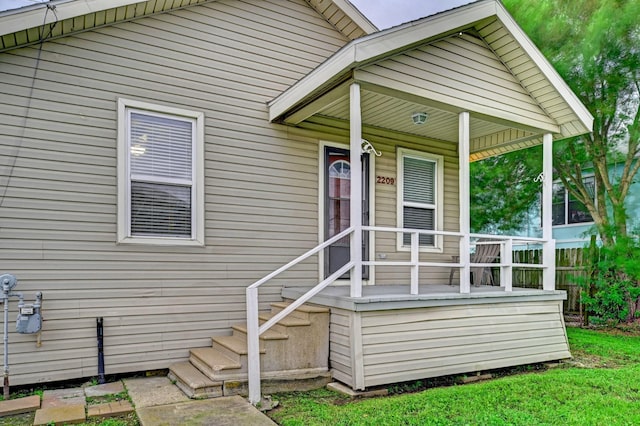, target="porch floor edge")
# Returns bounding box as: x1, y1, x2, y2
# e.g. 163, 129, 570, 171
282, 285, 566, 311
